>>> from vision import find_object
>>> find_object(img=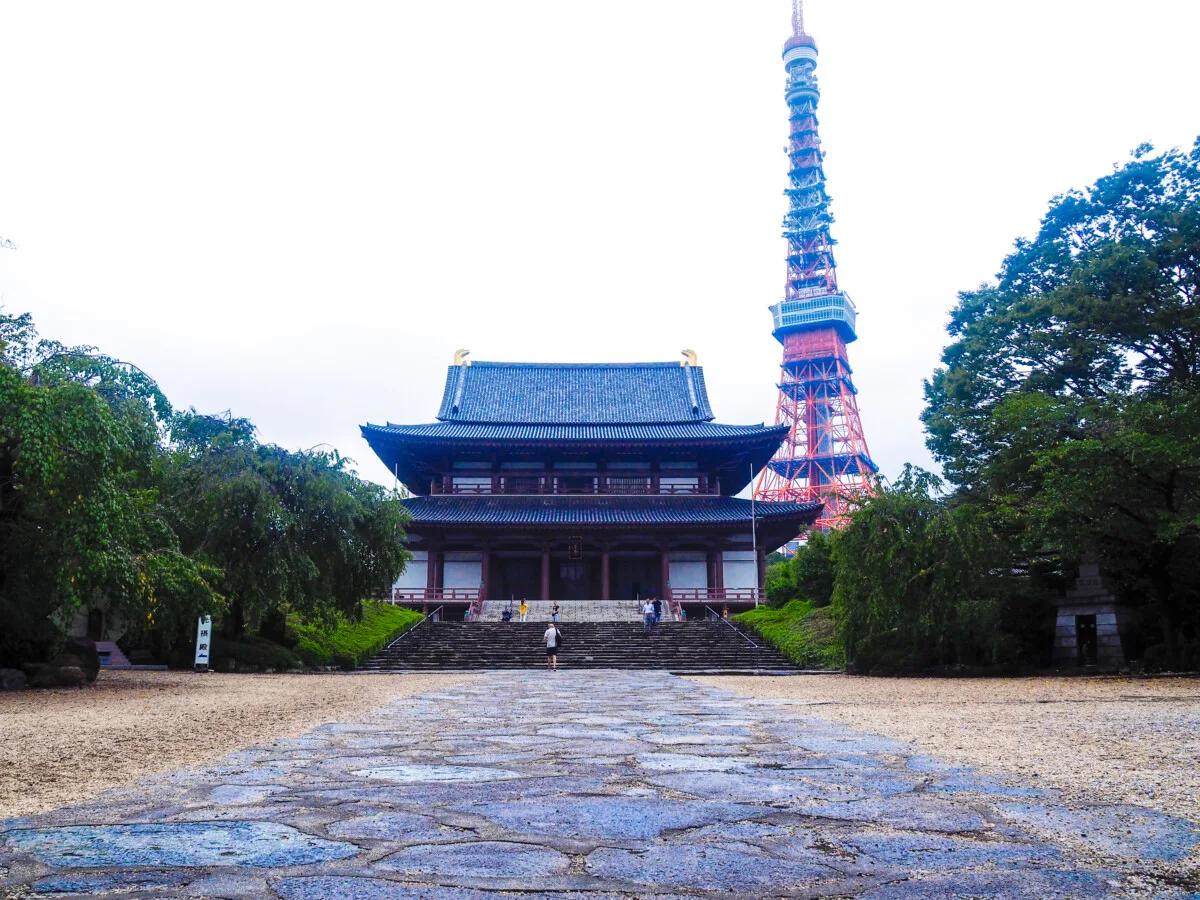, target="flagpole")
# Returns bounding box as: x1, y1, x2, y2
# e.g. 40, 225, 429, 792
750, 462, 759, 607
